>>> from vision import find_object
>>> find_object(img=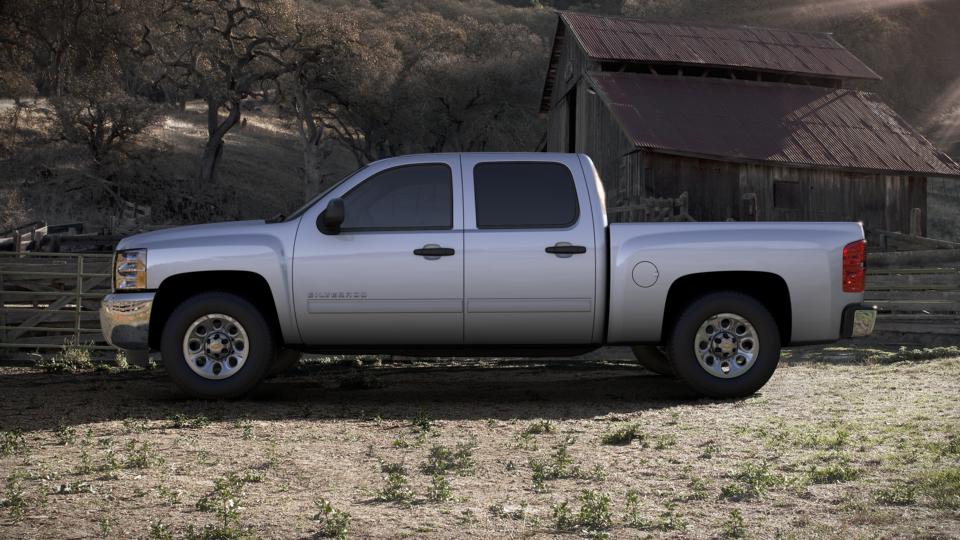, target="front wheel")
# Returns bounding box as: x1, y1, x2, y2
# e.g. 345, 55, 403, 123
160, 292, 276, 399
666, 292, 781, 398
